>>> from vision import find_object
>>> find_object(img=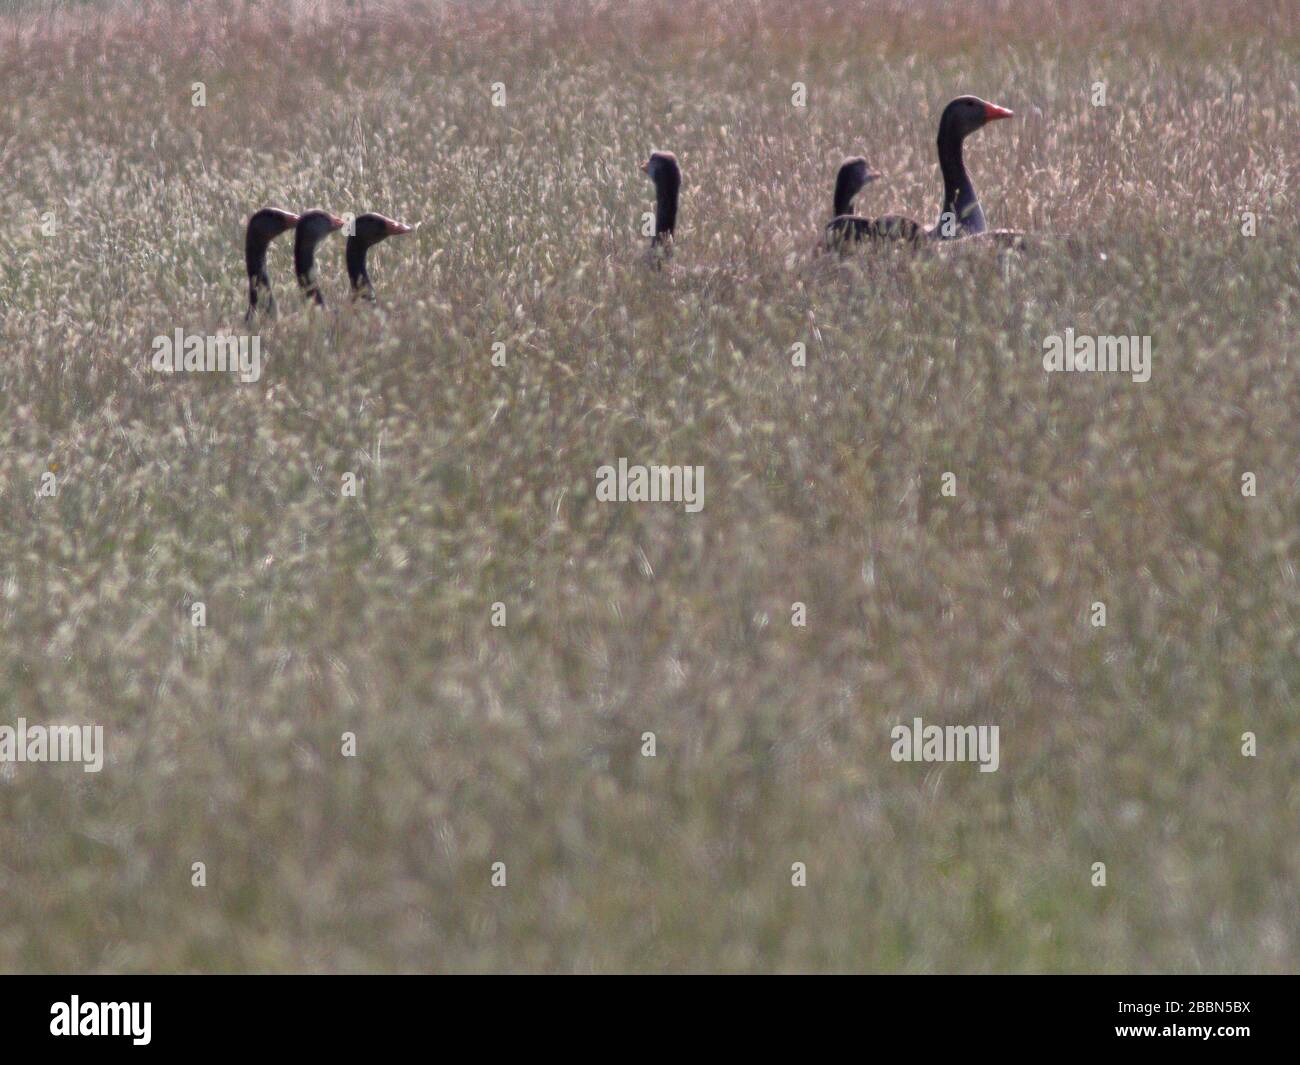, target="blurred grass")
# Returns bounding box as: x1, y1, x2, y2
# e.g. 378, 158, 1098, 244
0, 0, 1296, 972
